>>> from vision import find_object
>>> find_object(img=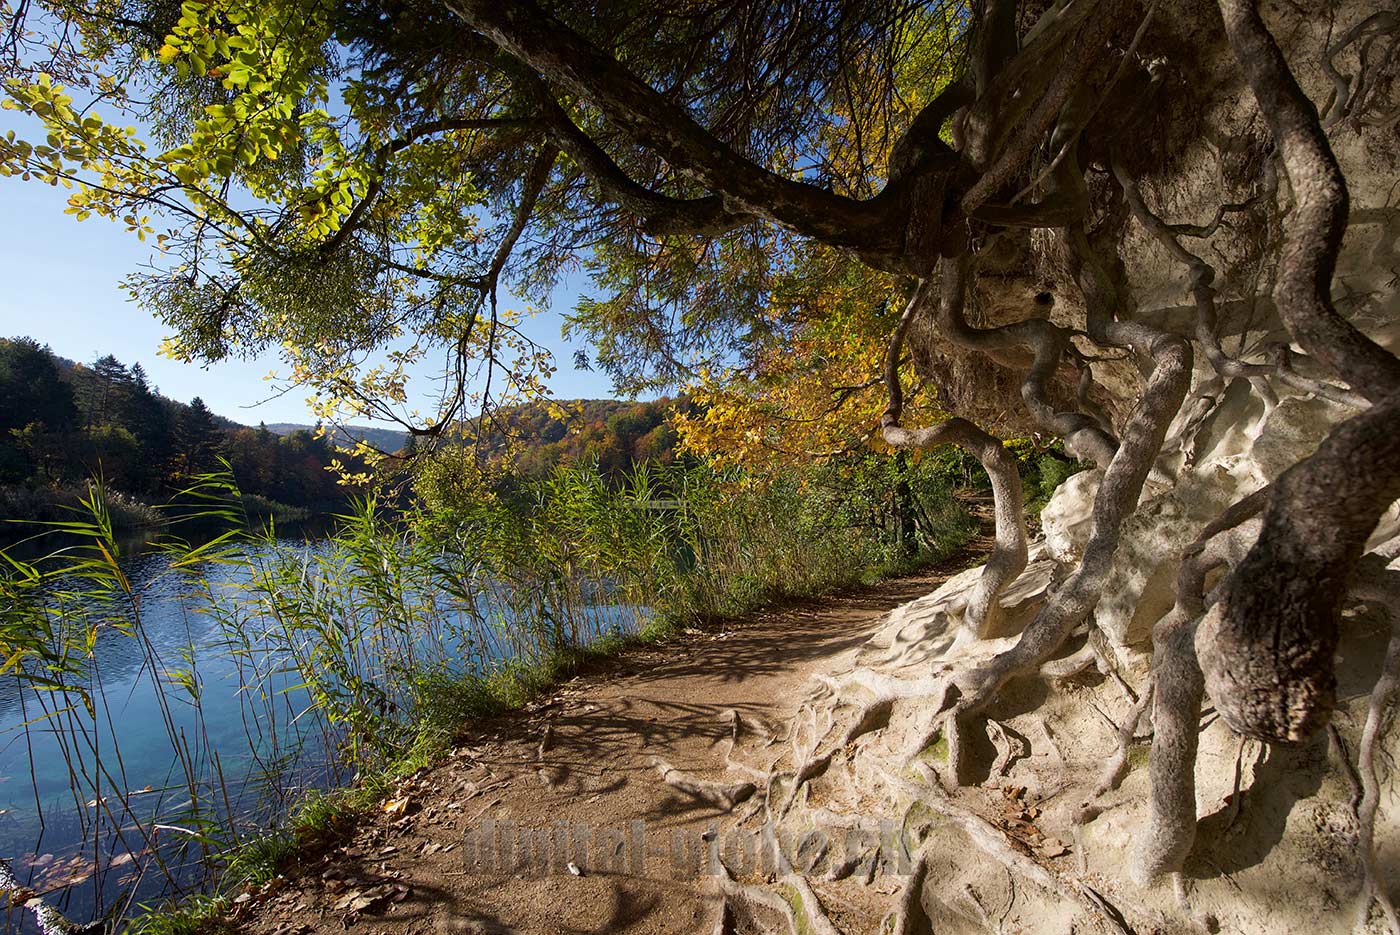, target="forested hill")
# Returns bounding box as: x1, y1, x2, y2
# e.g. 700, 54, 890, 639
263, 423, 408, 454
0, 337, 371, 516
1, 336, 689, 519
451, 397, 687, 479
